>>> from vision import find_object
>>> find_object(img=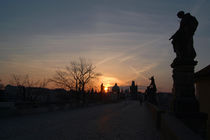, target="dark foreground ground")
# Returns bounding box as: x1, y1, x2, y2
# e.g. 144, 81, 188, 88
0, 100, 159, 140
